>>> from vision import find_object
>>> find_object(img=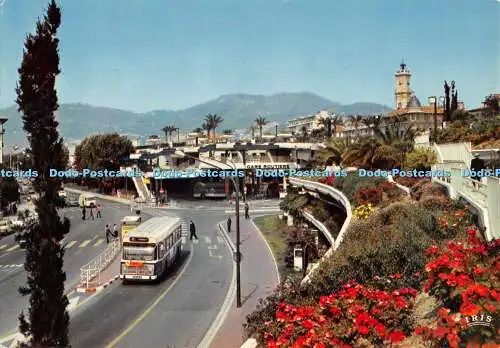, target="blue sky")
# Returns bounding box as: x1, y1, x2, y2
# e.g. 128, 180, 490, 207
0, 0, 498, 112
